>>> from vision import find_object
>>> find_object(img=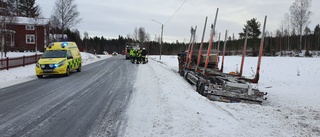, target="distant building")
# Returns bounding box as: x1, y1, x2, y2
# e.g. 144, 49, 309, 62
4, 16, 50, 52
